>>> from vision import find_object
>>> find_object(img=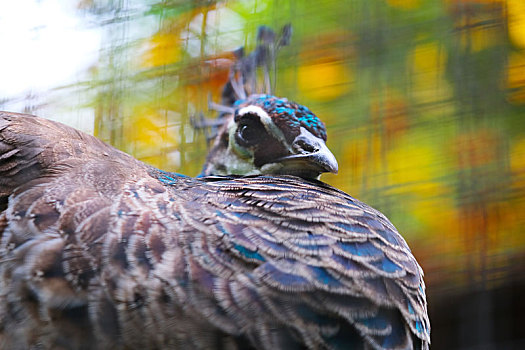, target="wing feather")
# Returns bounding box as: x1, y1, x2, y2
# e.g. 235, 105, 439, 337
0, 112, 429, 350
